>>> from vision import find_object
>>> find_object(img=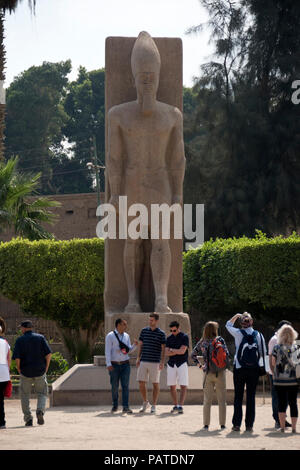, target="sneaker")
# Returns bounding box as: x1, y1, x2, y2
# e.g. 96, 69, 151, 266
202, 425, 209, 430
111, 406, 118, 413
25, 419, 33, 427
285, 421, 292, 428
292, 429, 297, 434
232, 426, 240, 432
245, 427, 253, 433
221, 425, 226, 430
122, 407, 133, 414
0, 425, 6, 429
150, 405, 156, 414
171, 405, 179, 413
280, 428, 285, 433
177, 406, 184, 414
139, 401, 149, 413
275, 422, 281, 429
36, 411, 44, 425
